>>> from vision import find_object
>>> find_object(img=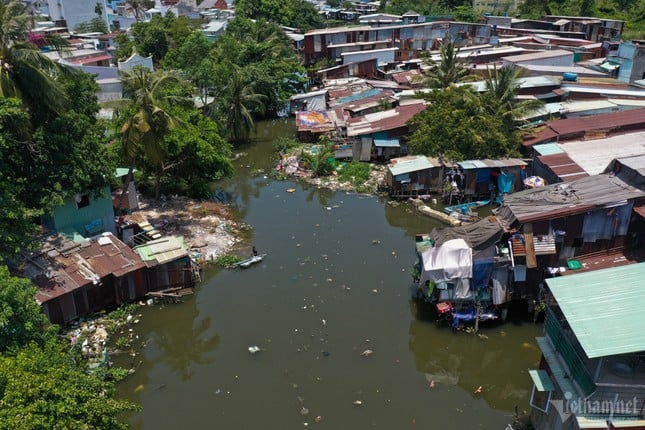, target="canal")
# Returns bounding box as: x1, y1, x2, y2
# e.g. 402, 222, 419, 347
117, 119, 543, 429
